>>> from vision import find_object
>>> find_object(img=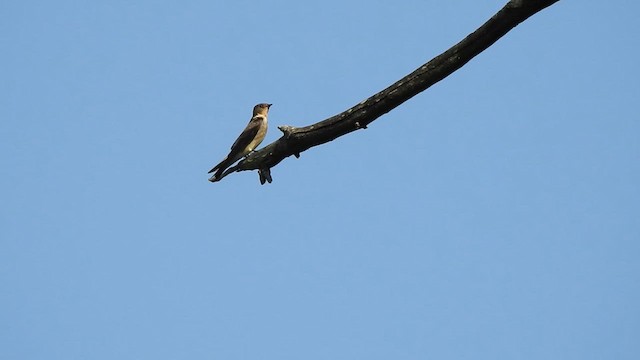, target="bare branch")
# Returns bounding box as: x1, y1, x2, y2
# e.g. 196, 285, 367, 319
212, 0, 561, 184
